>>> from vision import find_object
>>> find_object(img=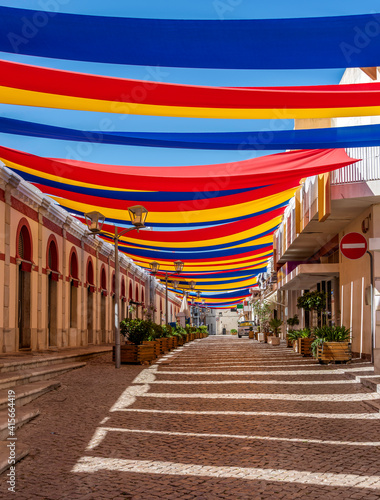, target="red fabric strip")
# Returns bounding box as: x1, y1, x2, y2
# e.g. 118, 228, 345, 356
0, 145, 356, 192
1, 59, 380, 109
